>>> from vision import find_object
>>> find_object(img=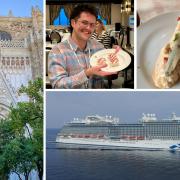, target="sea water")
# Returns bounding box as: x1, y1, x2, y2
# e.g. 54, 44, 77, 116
46, 129, 180, 180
